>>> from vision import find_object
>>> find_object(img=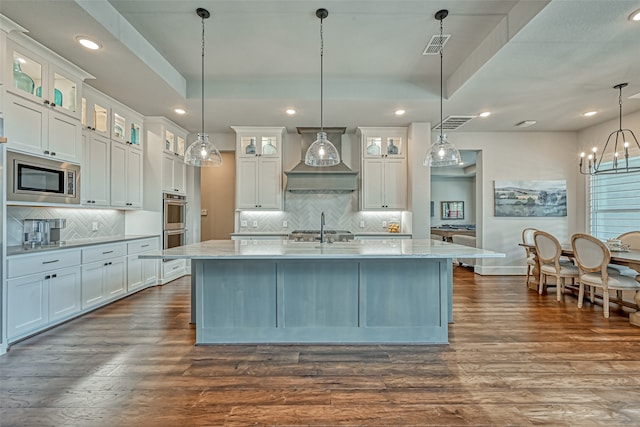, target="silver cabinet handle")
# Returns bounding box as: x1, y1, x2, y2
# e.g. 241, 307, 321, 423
42, 259, 59, 264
